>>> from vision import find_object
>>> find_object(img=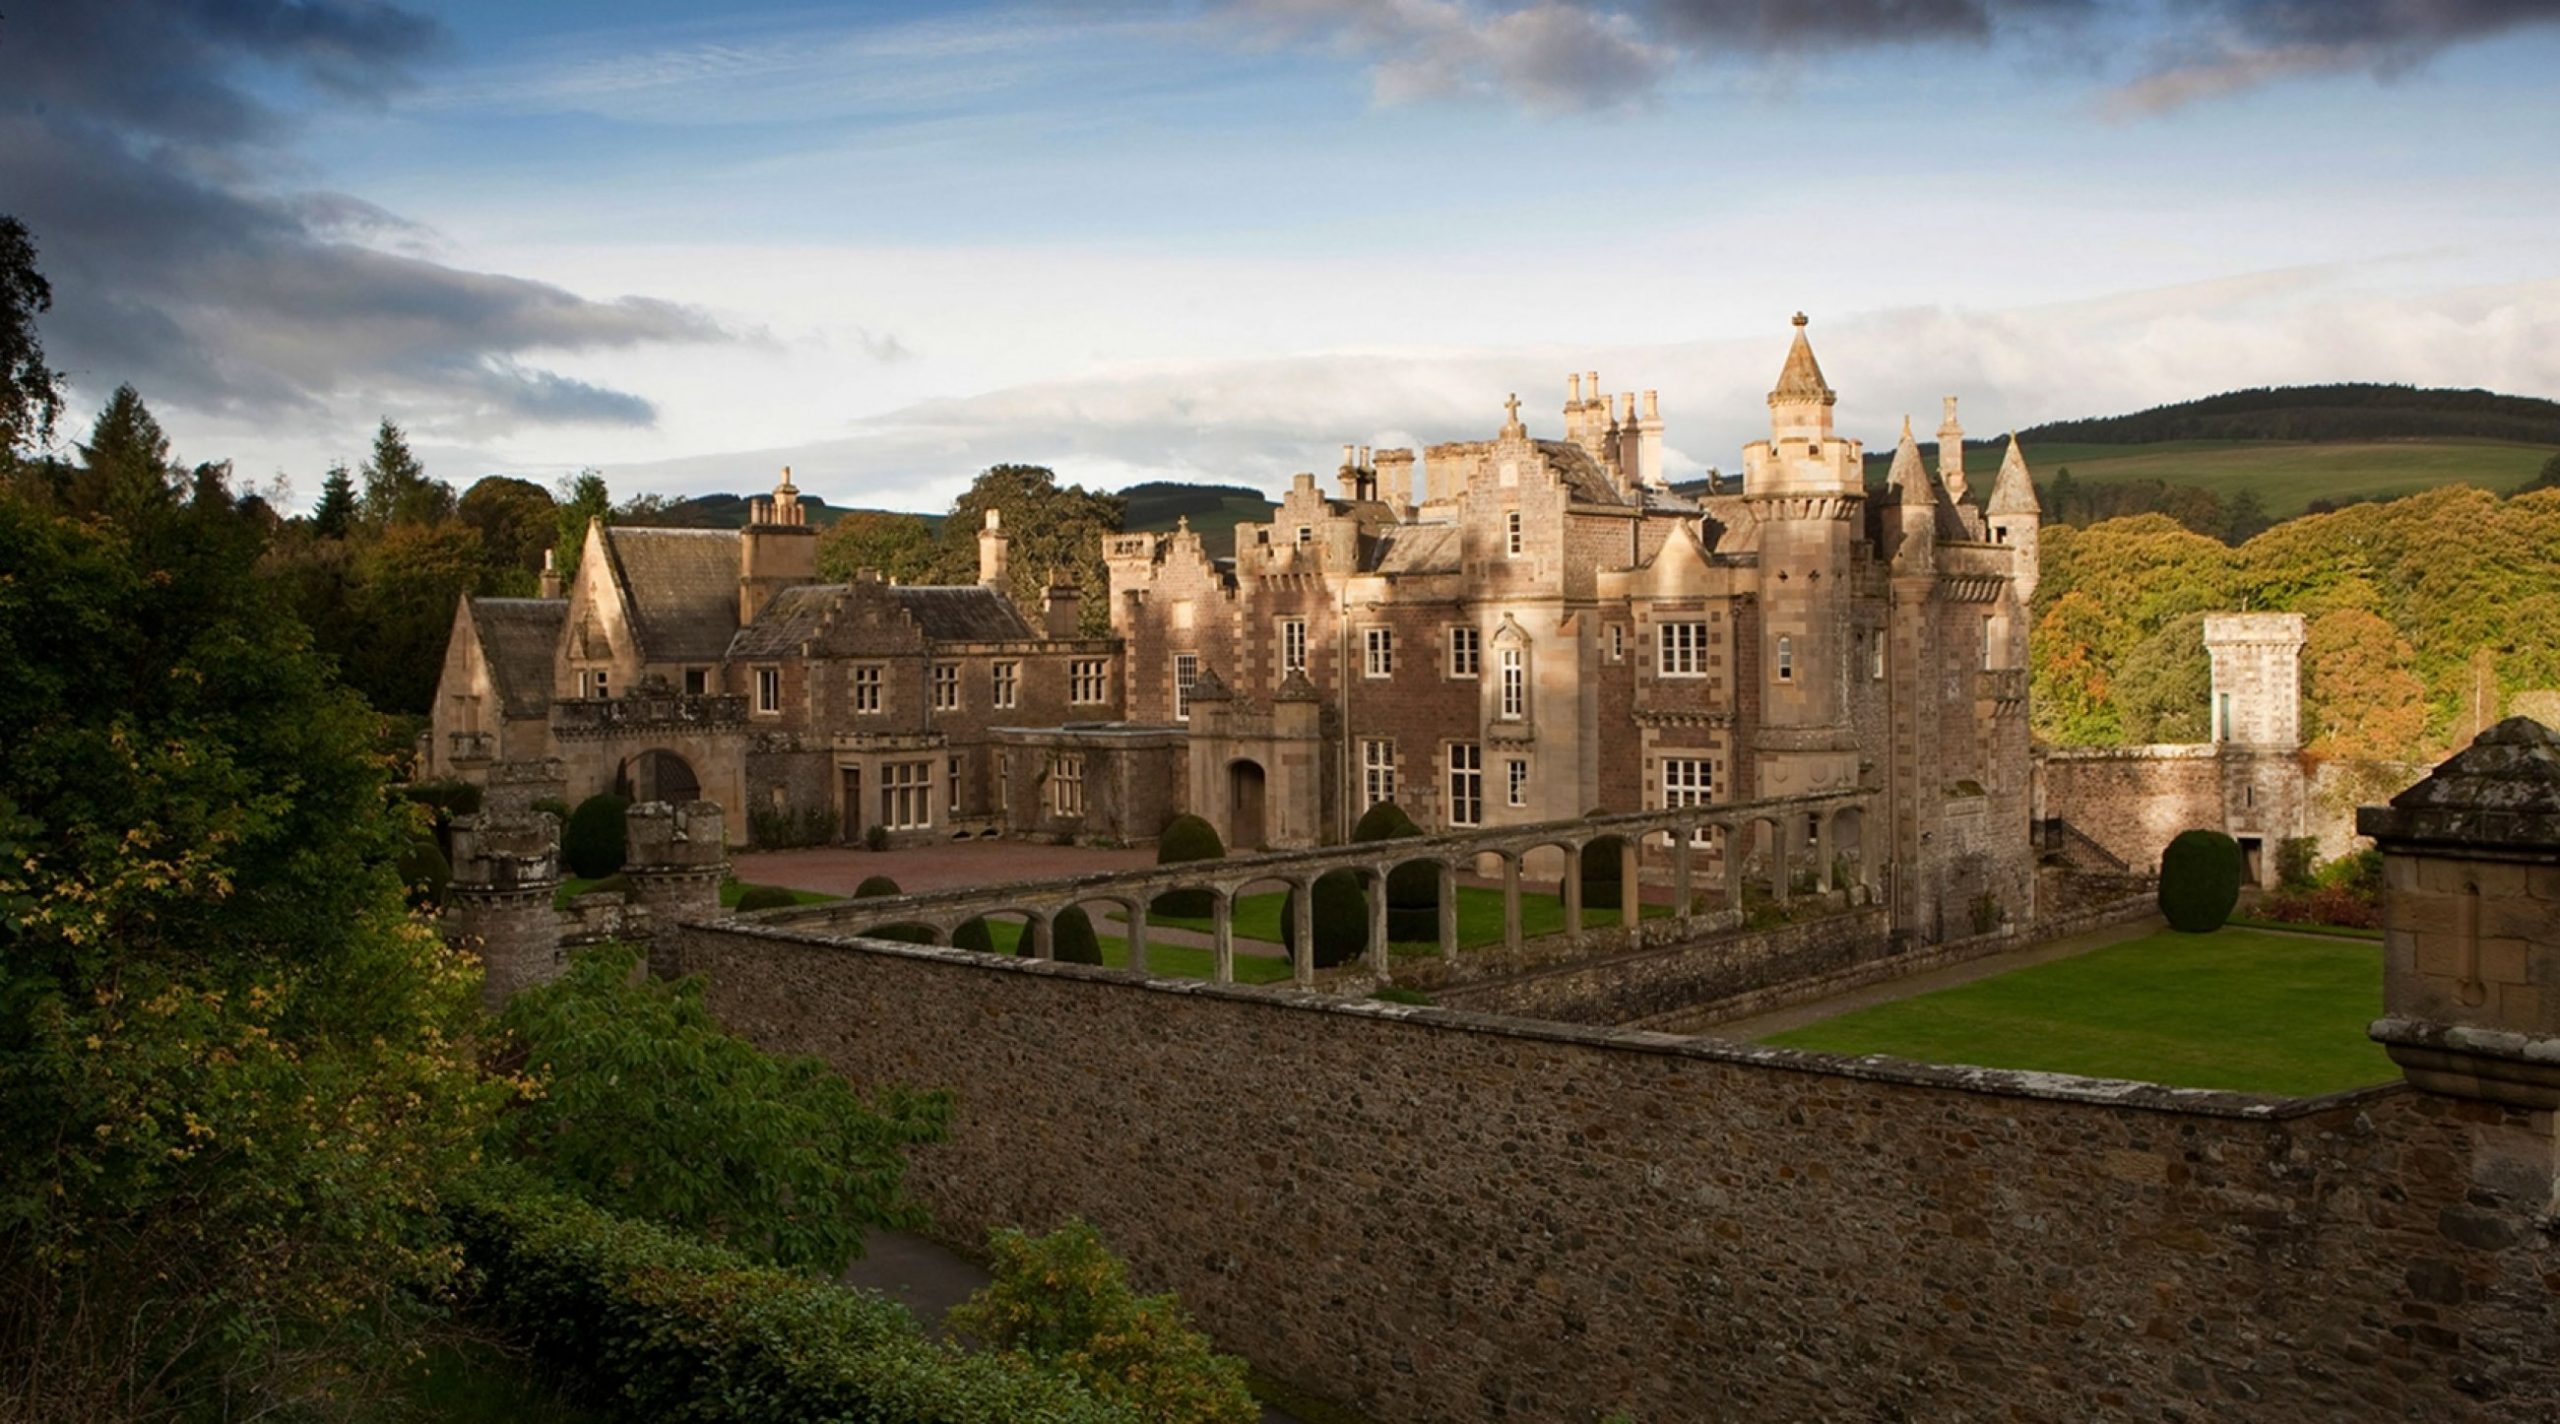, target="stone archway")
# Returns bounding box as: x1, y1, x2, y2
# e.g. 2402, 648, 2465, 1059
617, 748, 701, 804
1229, 759, 1268, 851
